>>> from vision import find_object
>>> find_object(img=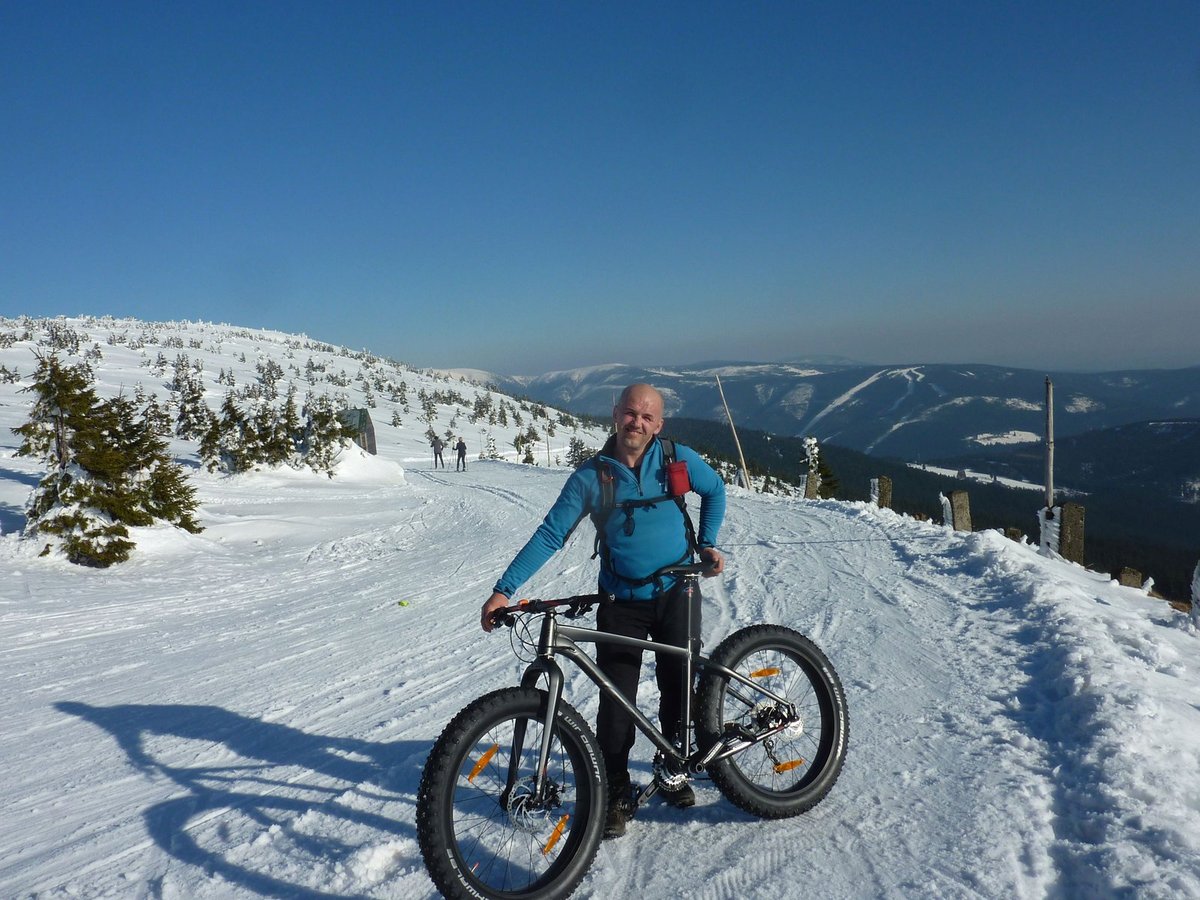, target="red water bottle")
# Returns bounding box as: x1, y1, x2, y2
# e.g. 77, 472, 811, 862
667, 460, 691, 496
